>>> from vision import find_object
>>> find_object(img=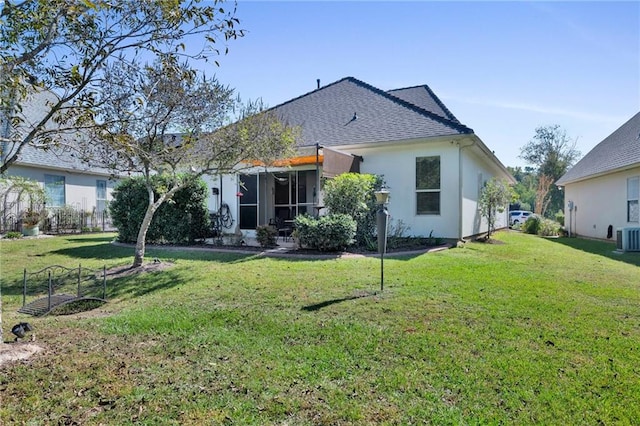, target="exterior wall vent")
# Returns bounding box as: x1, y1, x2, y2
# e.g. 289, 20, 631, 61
616, 227, 640, 252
